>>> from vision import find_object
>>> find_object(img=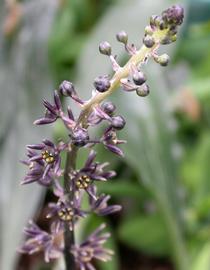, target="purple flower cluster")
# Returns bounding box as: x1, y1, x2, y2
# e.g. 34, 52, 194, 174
19, 5, 184, 269
19, 70, 123, 268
